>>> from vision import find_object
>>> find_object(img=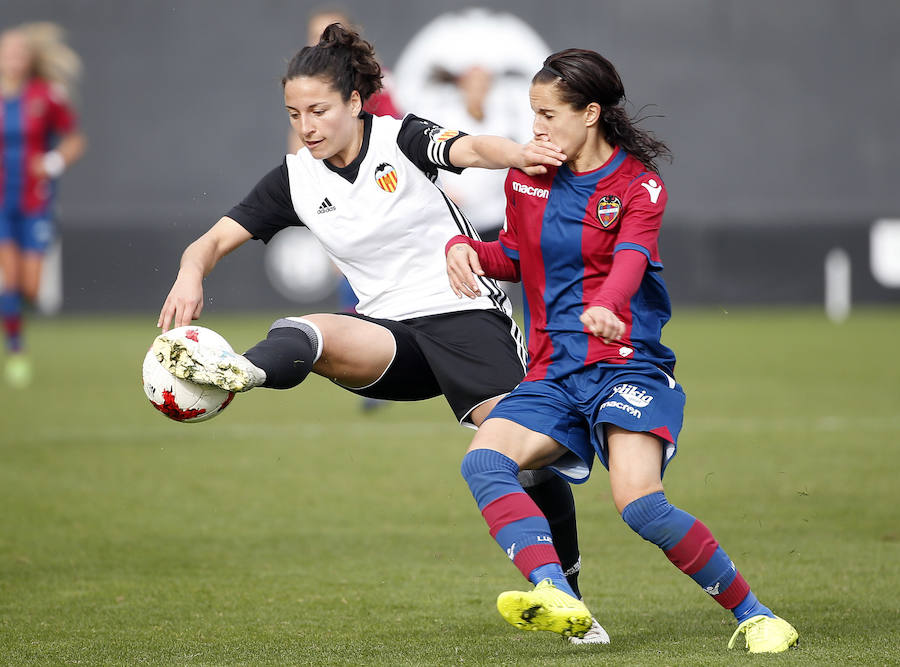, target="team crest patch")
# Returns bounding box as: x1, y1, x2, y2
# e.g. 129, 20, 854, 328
429, 127, 459, 142
596, 195, 622, 228
375, 162, 398, 192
